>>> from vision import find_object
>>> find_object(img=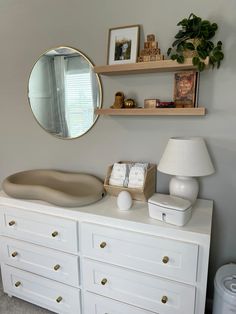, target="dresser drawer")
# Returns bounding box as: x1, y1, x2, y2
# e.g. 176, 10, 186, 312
0, 206, 78, 253
1, 264, 81, 314
83, 259, 195, 314
84, 292, 156, 314
0, 237, 80, 287
81, 223, 198, 283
